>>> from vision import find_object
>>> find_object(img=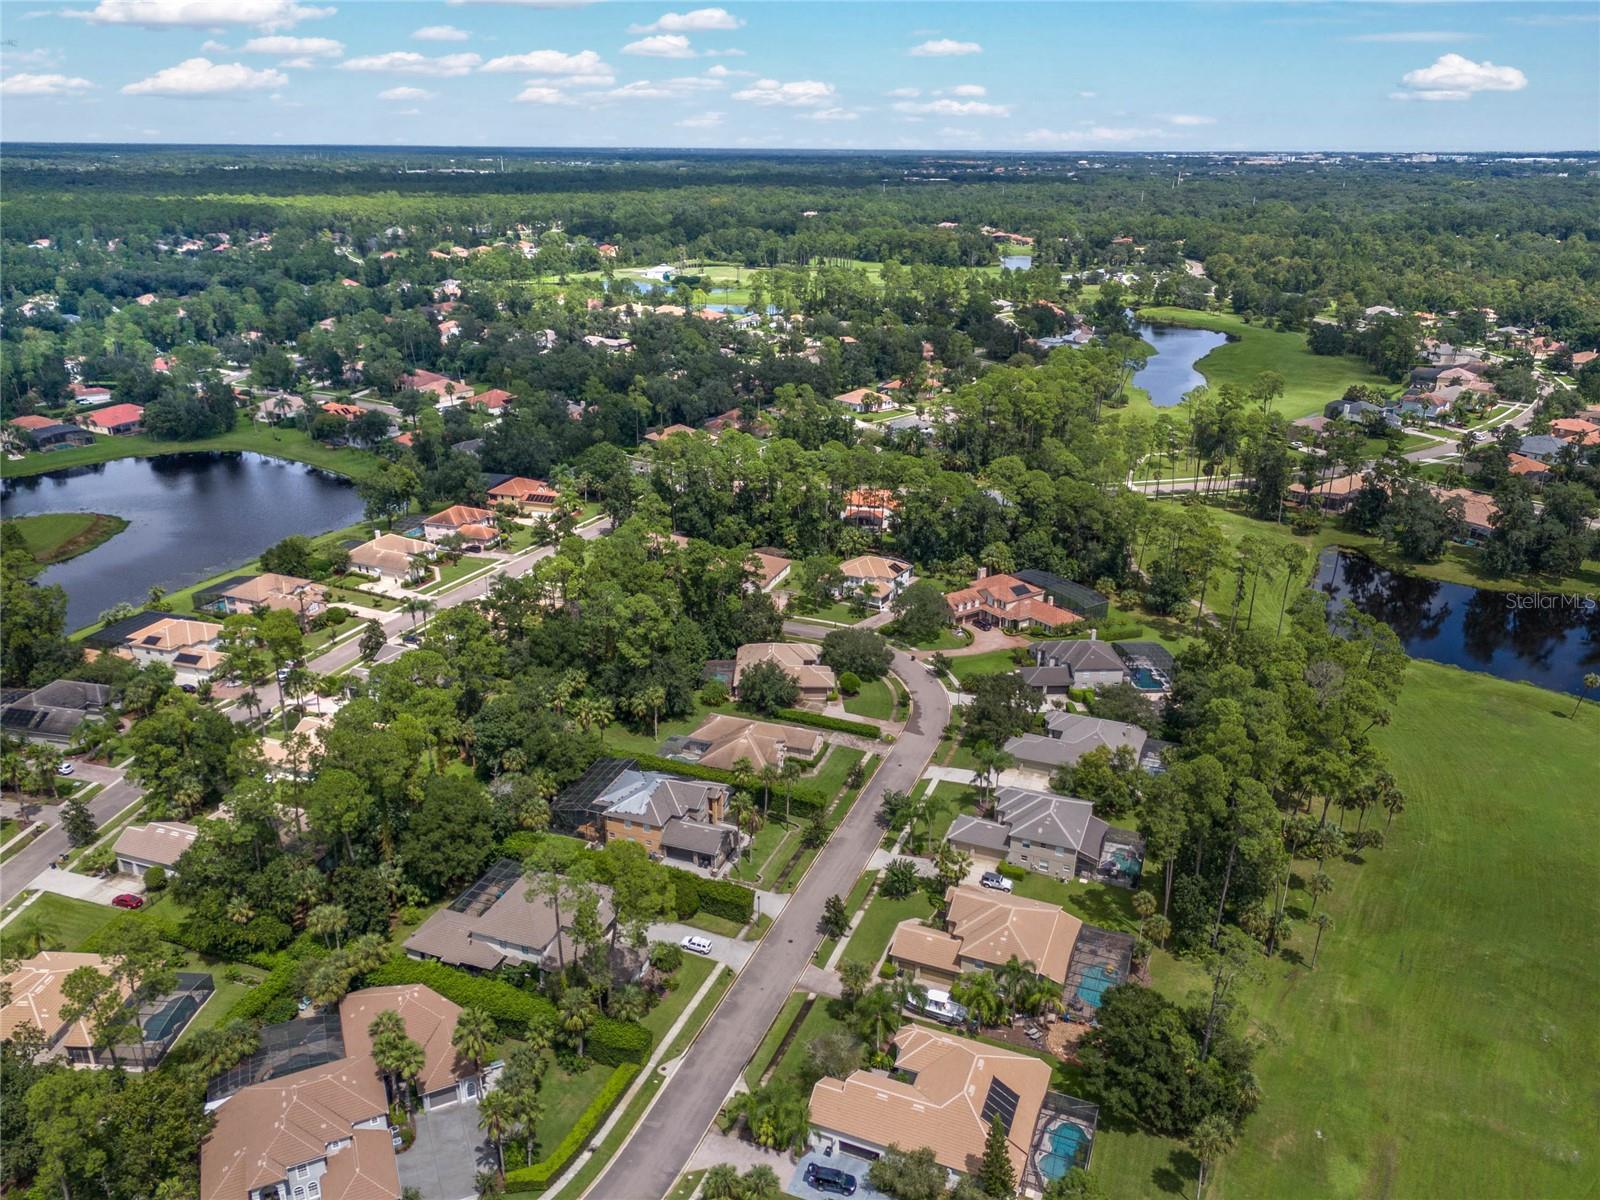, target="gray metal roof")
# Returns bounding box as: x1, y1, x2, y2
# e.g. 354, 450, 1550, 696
660, 819, 739, 855
994, 787, 1094, 852
947, 814, 1011, 853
